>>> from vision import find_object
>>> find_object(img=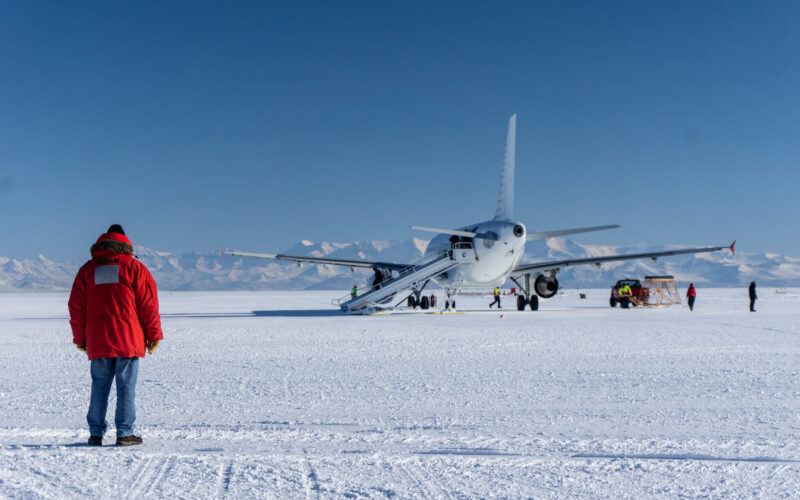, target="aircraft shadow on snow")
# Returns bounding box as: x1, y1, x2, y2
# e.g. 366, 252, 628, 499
17, 309, 346, 321
158, 310, 342, 319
